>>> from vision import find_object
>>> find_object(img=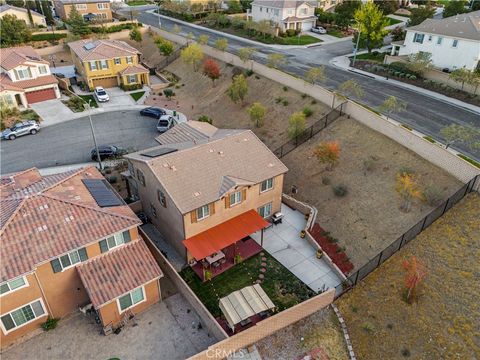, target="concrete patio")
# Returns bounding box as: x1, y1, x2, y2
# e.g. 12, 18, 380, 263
1, 292, 217, 360
251, 204, 342, 293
